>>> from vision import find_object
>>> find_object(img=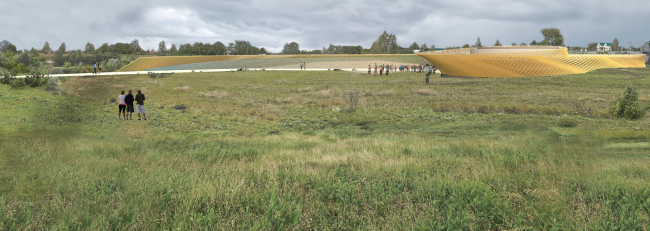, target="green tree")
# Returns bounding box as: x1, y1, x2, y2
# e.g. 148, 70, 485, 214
611, 38, 619, 51
41, 41, 52, 54
530, 40, 537, 45
98, 43, 110, 53
408, 42, 419, 51
540, 28, 564, 46
462, 44, 471, 48
0, 40, 17, 53
260, 47, 268, 55
158, 41, 167, 56
420, 43, 428, 51
130, 39, 142, 54
370, 31, 399, 54
587, 43, 597, 51
84, 42, 95, 54
494, 39, 502, 46
169, 44, 178, 55
476, 37, 482, 48
53, 42, 67, 66
213, 41, 227, 55
282, 42, 300, 54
